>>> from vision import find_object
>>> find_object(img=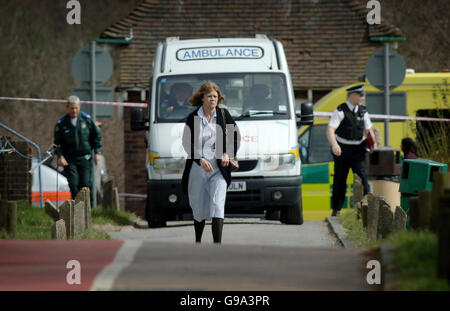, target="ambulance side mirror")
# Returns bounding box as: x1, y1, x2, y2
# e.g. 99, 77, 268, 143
296, 102, 314, 127
130, 107, 149, 131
